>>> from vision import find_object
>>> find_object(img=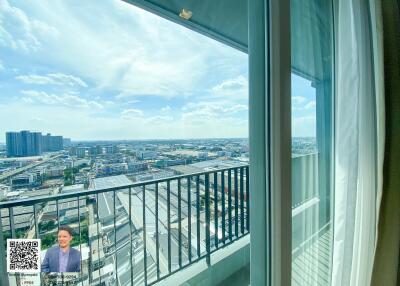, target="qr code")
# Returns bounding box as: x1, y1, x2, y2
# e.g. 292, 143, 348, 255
7, 239, 41, 273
